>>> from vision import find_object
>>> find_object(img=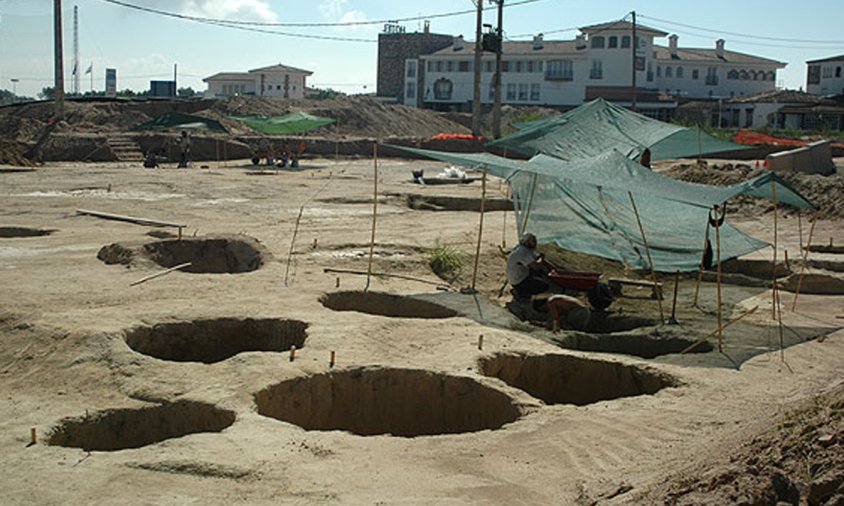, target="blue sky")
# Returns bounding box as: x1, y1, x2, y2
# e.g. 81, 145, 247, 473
0, 0, 842, 98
